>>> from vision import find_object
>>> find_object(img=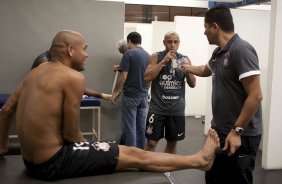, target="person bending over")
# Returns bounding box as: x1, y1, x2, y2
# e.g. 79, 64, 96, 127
0, 30, 219, 181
